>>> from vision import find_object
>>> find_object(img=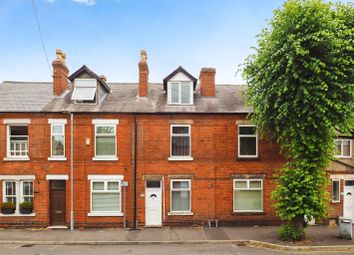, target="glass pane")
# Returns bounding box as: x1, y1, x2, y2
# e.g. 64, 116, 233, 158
172, 181, 189, 189
239, 137, 257, 156
181, 83, 191, 104
146, 181, 160, 188
172, 191, 190, 211
334, 140, 342, 155
96, 126, 115, 134
24, 197, 33, 203
52, 125, 63, 134
6, 182, 16, 195
172, 126, 189, 134
96, 137, 115, 156
345, 180, 354, 187
343, 140, 351, 156
172, 136, 190, 156
10, 126, 28, 135
235, 181, 247, 188
250, 181, 262, 189
108, 182, 119, 191
234, 190, 262, 211
92, 193, 120, 212
52, 135, 64, 156
171, 83, 179, 103
332, 180, 340, 201
239, 126, 256, 135
23, 182, 33, 196
93, 182, 104, 190
6, 197, 16, 204
50, 180, 66, 189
